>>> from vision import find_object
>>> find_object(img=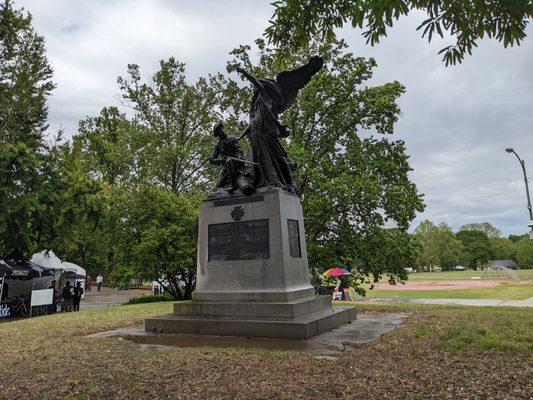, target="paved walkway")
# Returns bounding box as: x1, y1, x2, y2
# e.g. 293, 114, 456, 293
81, 287, 152, 311
408, 297, 533, 308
